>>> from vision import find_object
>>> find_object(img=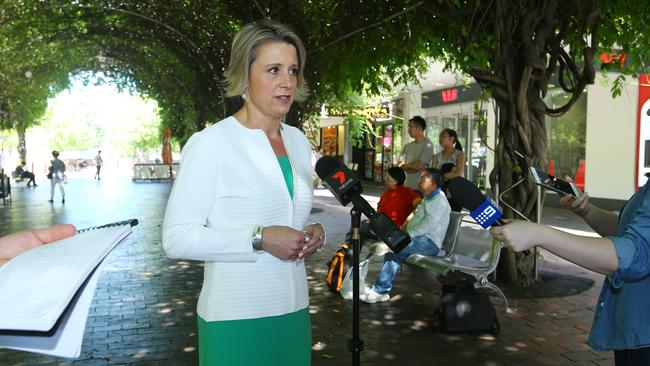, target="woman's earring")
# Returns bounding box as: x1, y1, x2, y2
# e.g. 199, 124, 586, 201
242, 92, 246, 100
